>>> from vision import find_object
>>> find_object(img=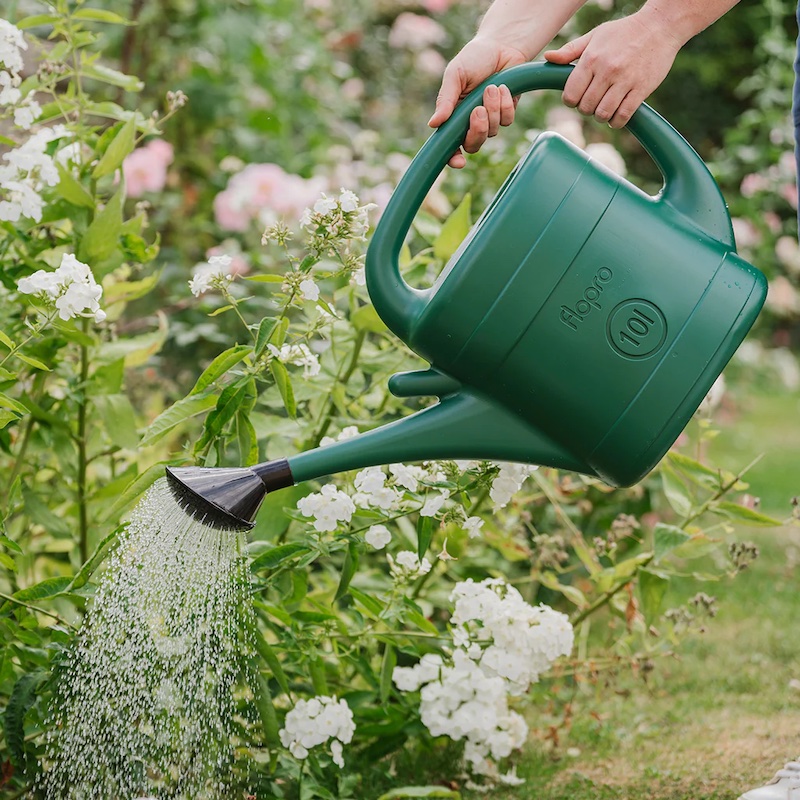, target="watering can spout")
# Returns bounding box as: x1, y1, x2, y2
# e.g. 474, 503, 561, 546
286, 387, 588, 485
